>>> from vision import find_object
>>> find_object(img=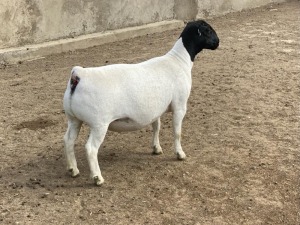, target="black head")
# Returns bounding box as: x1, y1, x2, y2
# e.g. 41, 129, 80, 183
180, 20, 219, 61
